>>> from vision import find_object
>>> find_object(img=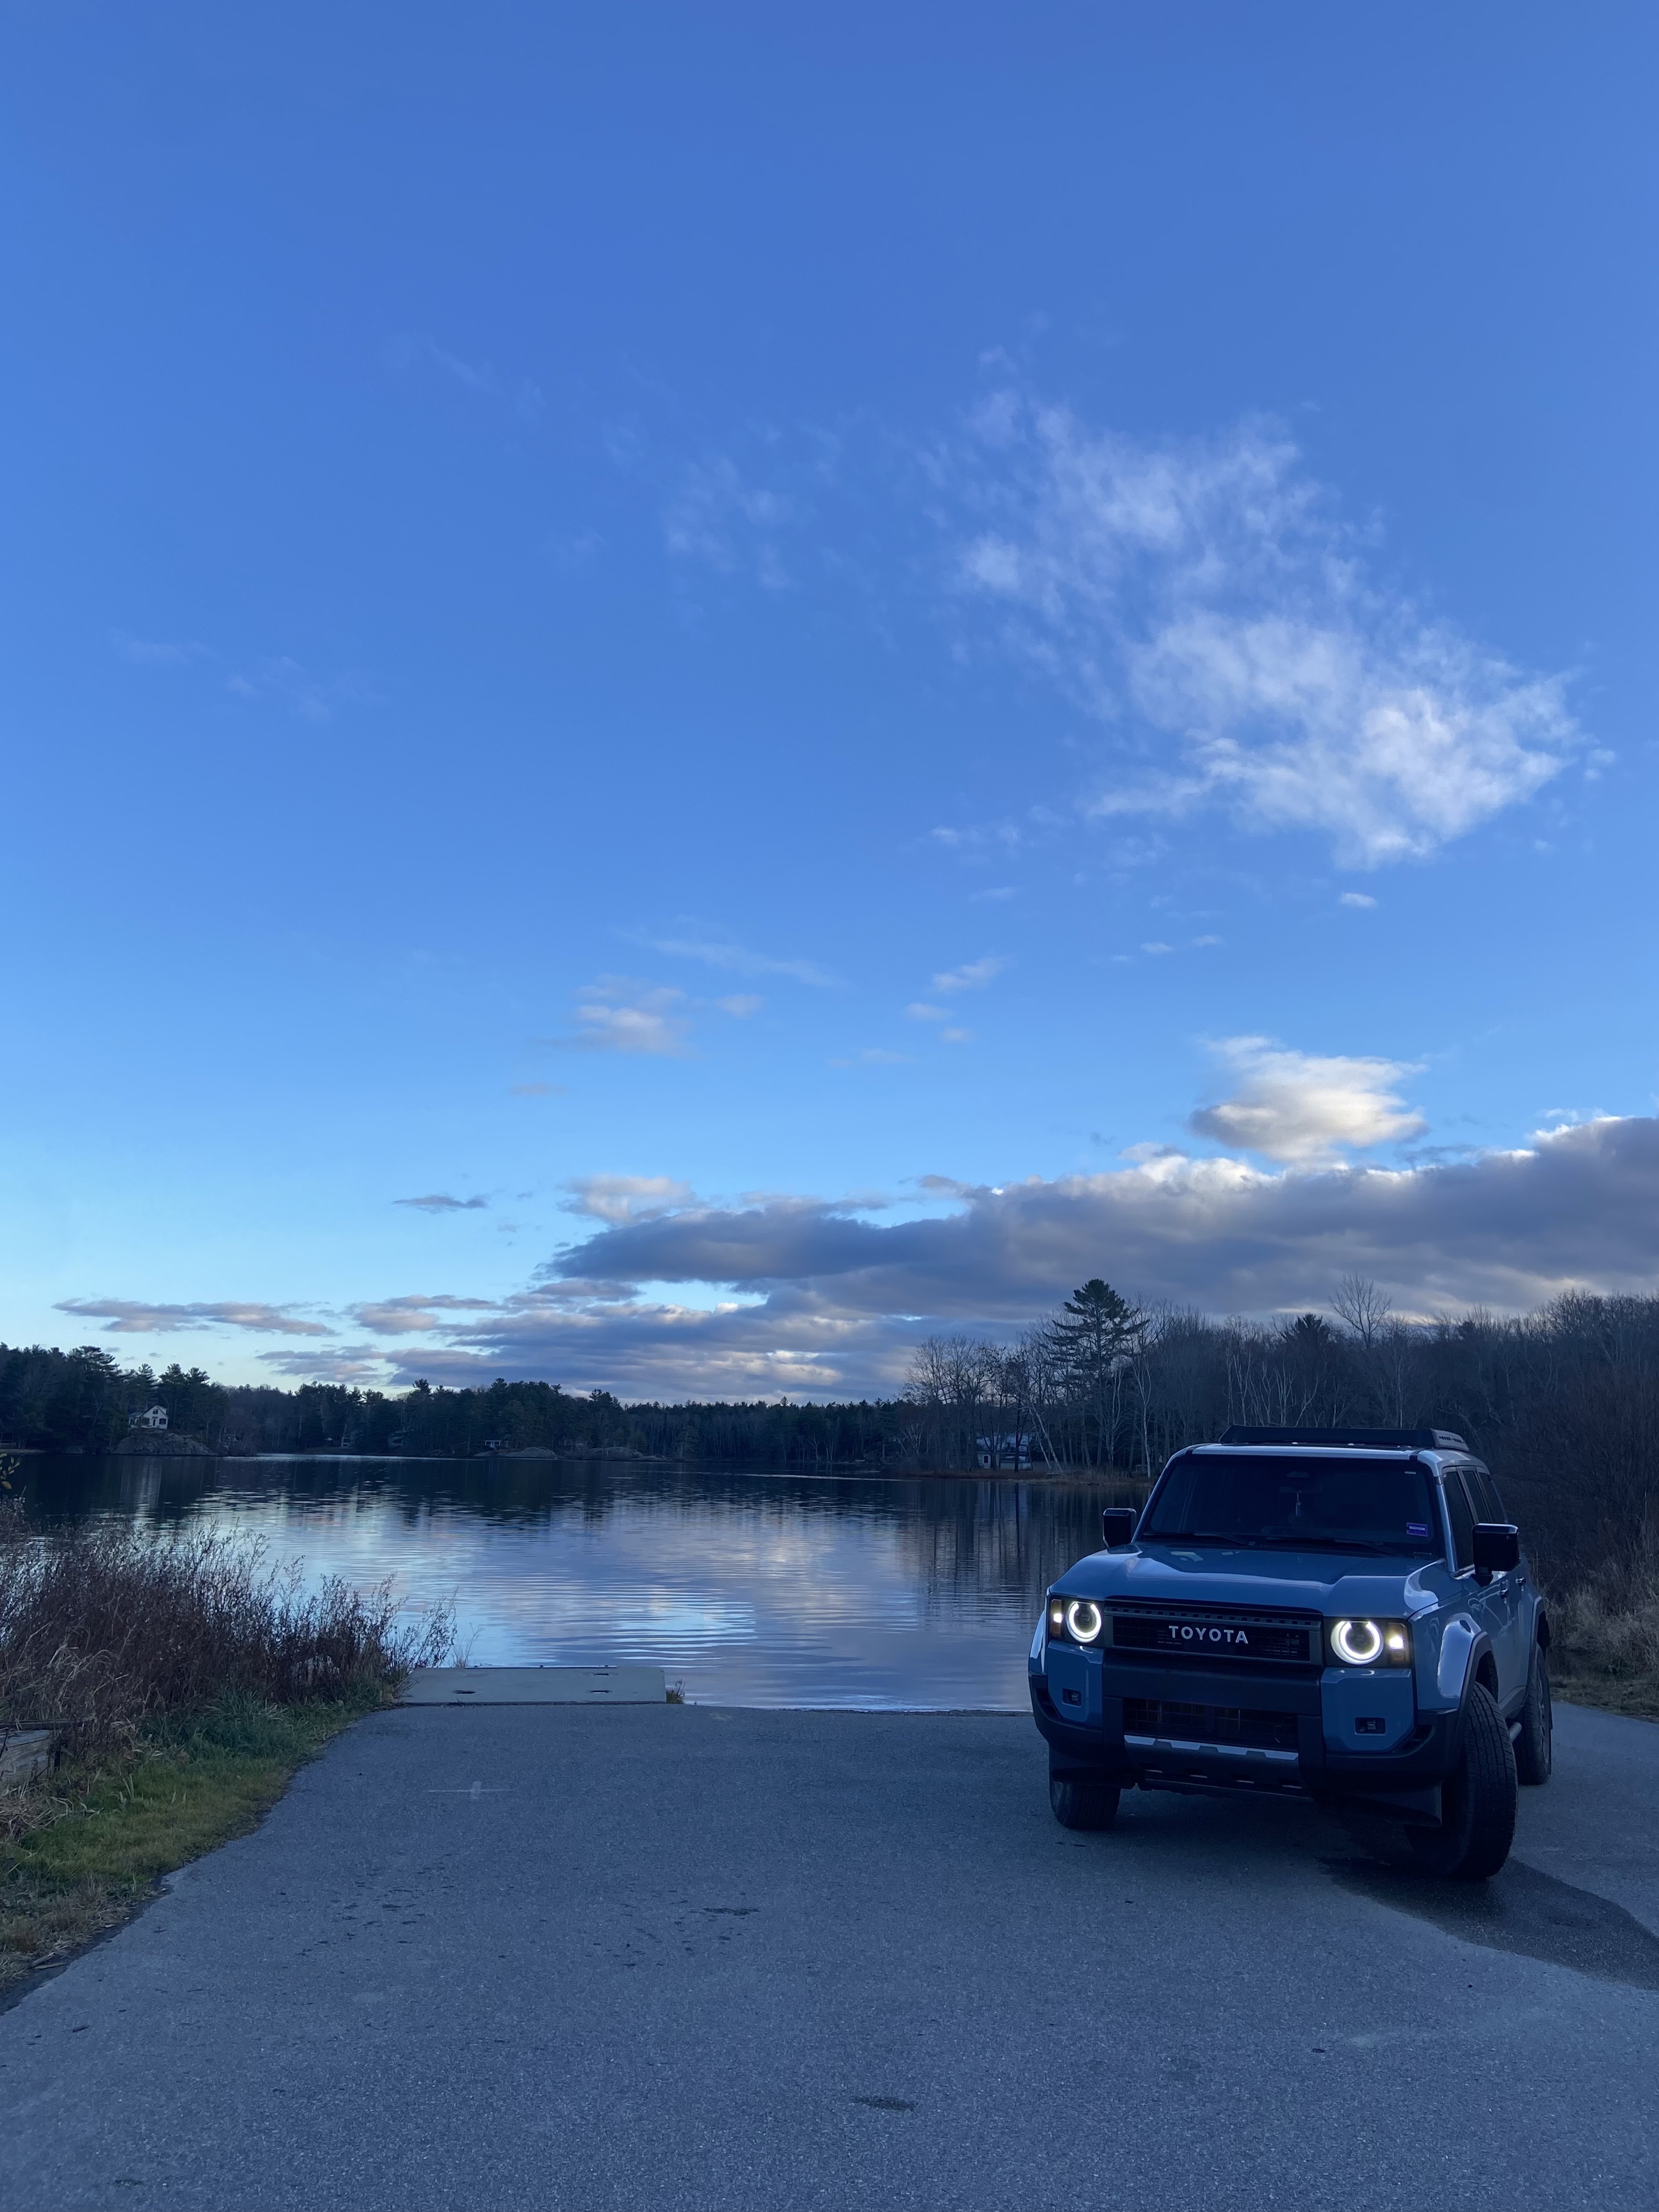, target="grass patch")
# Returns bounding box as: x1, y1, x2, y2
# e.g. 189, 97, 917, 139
0, 1690, 384, 1997
1545, 1561, 1659, 1723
